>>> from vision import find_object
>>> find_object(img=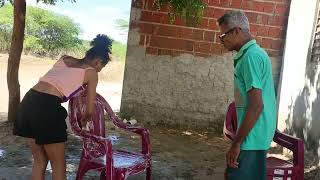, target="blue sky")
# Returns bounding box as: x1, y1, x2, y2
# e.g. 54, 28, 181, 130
28, 0, 132, 43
